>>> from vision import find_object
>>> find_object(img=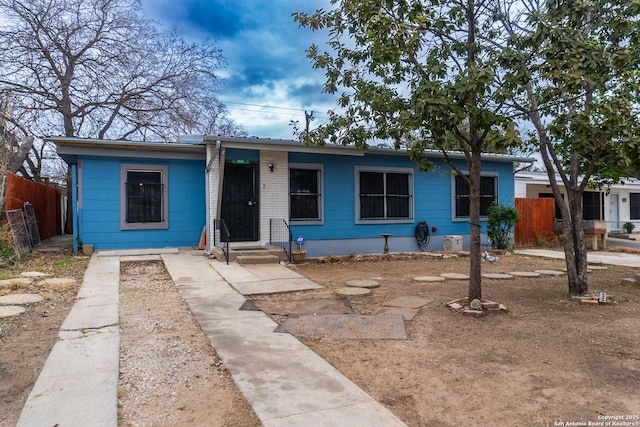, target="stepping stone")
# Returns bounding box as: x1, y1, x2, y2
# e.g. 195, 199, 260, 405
482, 273, 513, 279
39, 277, 77, 287
382, 296, 433, 309
509, 271, 541, 277
20, 271, 53, 278
374, 307, 420, 321
440, 273, 470, 280
414, 276, 446, 283
535, 270, 565, 276
0, 278, 33, 288
335, 287, 371, 297
0, 293, 44, 305
0, 306, 26, 318
346, 279, 380, 288
587, 265, 608, 270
